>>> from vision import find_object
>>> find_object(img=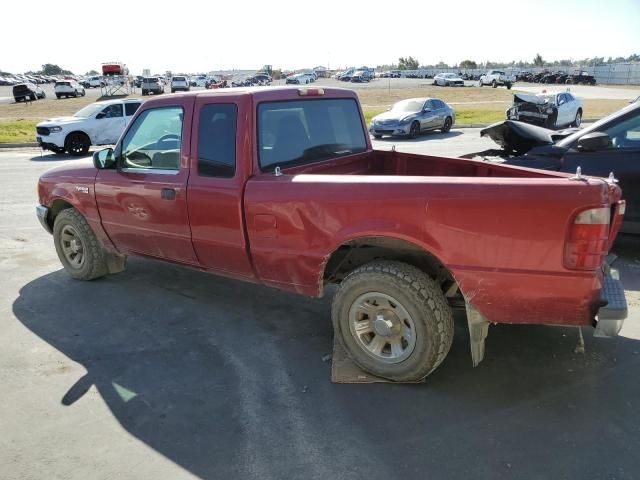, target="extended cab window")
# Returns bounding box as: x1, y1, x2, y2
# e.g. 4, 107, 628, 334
197, 104, 237, 178
121, 107, 183, 171
258, 98, 367, 170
